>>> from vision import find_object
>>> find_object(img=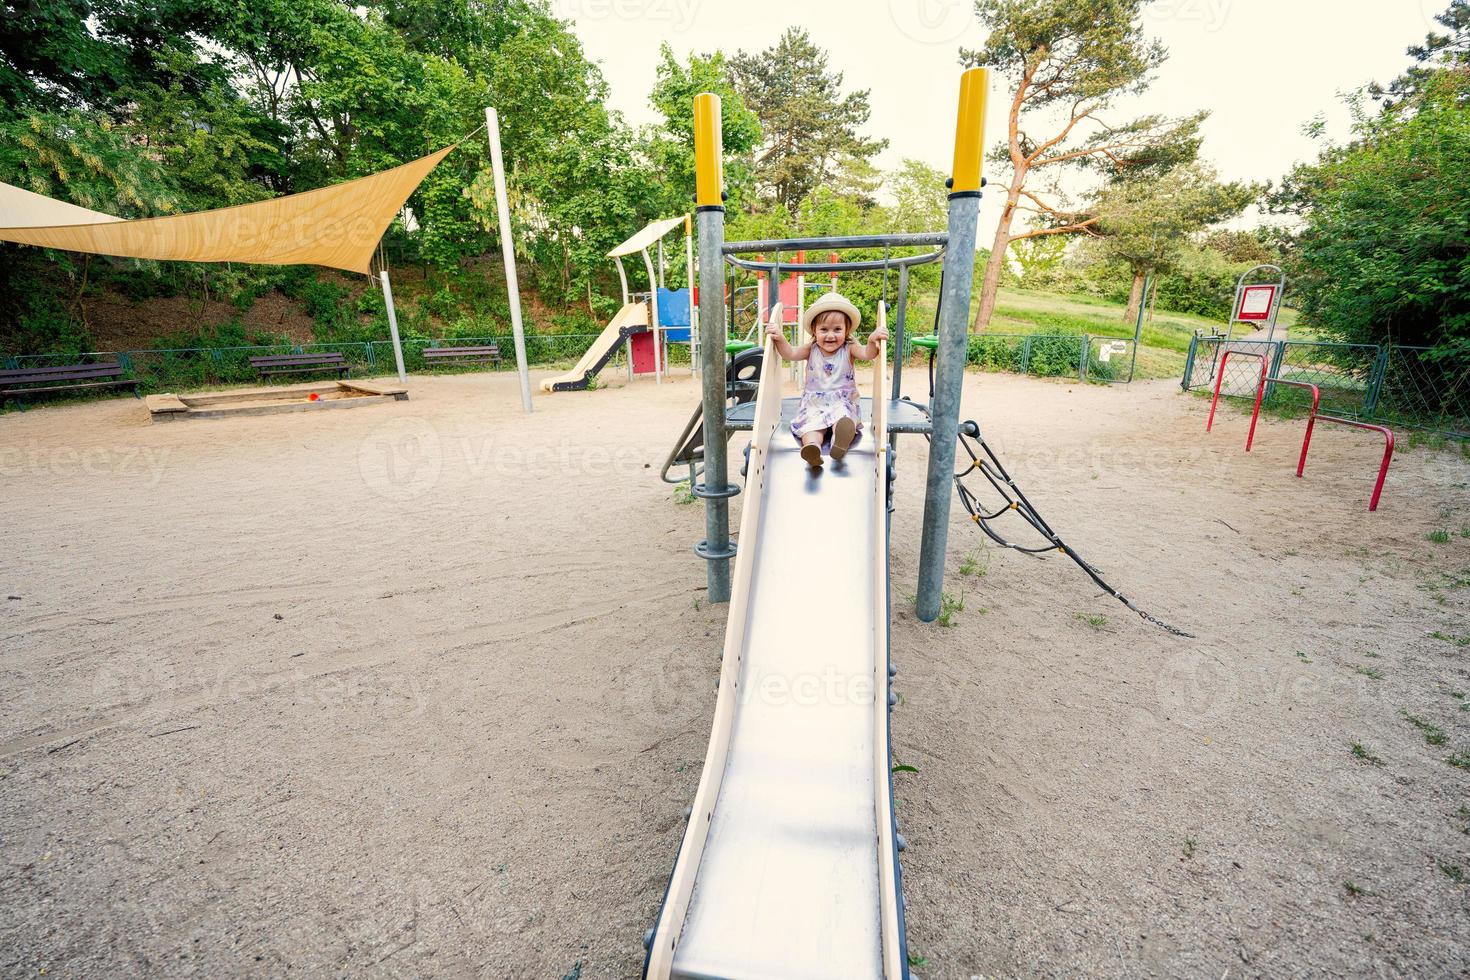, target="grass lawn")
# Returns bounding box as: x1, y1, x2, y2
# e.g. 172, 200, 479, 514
905, 286, 1301, 382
